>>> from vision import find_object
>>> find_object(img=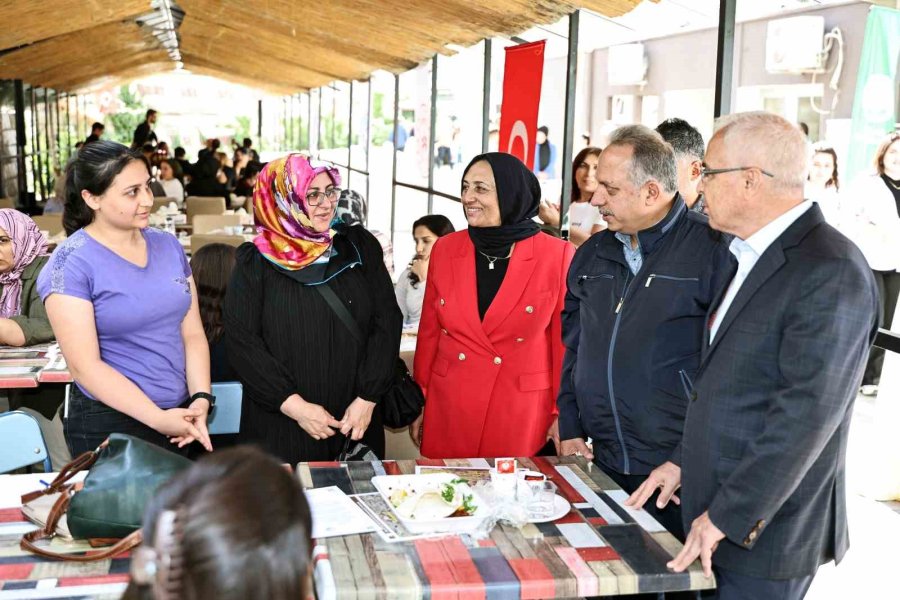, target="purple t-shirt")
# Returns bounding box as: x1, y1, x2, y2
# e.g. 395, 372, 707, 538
37, 228, 192, 409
